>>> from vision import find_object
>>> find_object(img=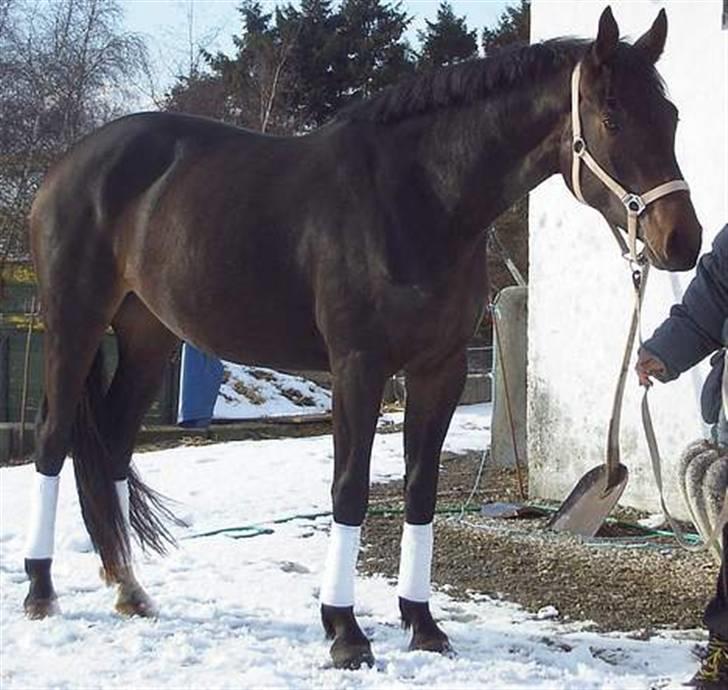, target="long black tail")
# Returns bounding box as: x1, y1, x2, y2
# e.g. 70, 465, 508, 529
70, 349, 180, 581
